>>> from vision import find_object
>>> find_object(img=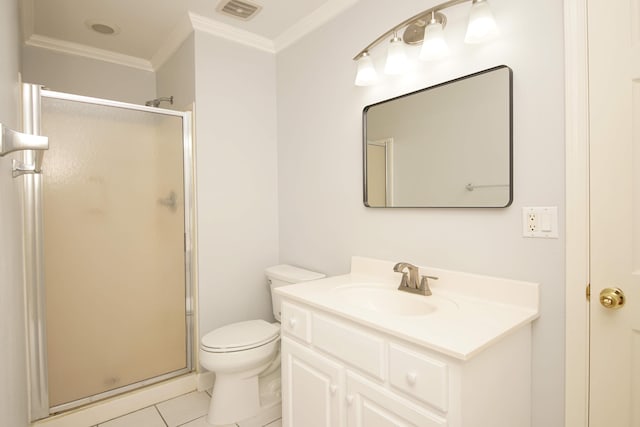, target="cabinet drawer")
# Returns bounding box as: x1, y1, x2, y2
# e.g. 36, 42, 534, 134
313, 314, 385, 380
389, 343, 448, 411
281, 302, 311, 343
346, 371, 447, 427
